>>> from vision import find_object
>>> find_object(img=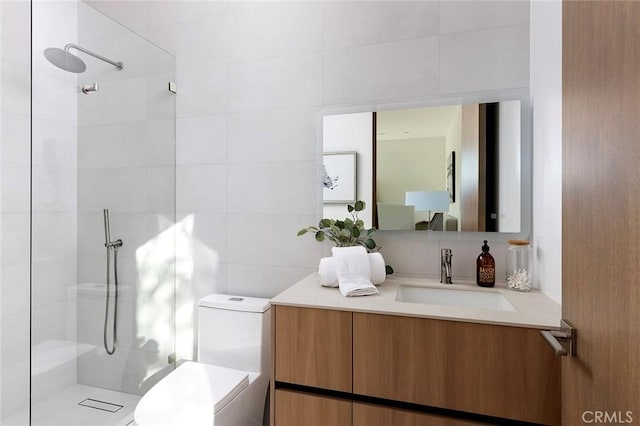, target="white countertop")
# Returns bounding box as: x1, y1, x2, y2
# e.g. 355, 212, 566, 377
270, 273, 562, 330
